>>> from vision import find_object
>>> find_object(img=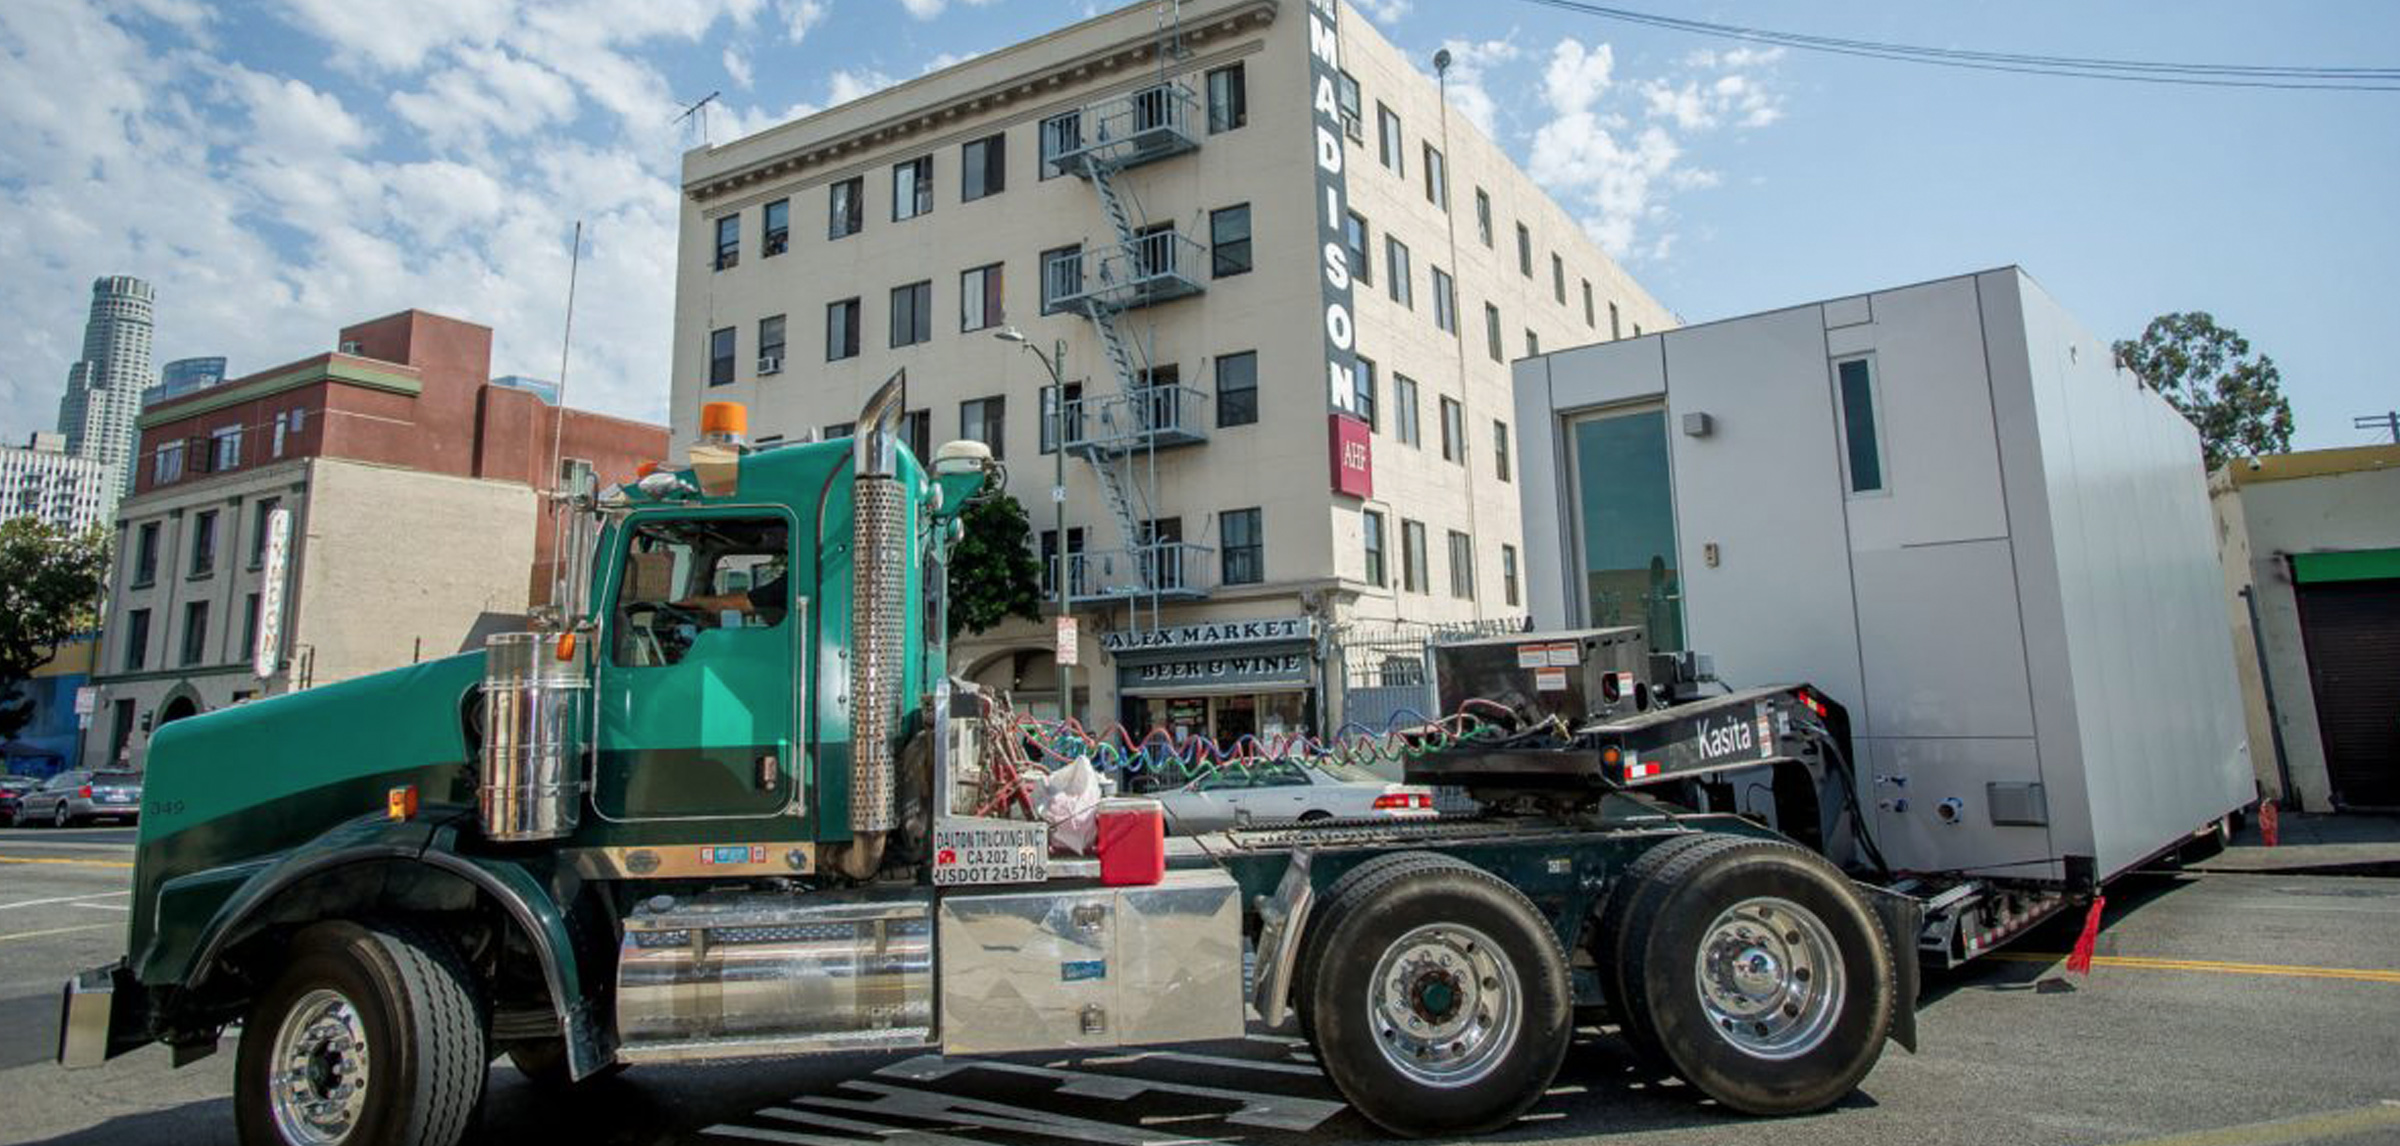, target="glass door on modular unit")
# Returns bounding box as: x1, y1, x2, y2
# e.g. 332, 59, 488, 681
1568, 405, 1686, 651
